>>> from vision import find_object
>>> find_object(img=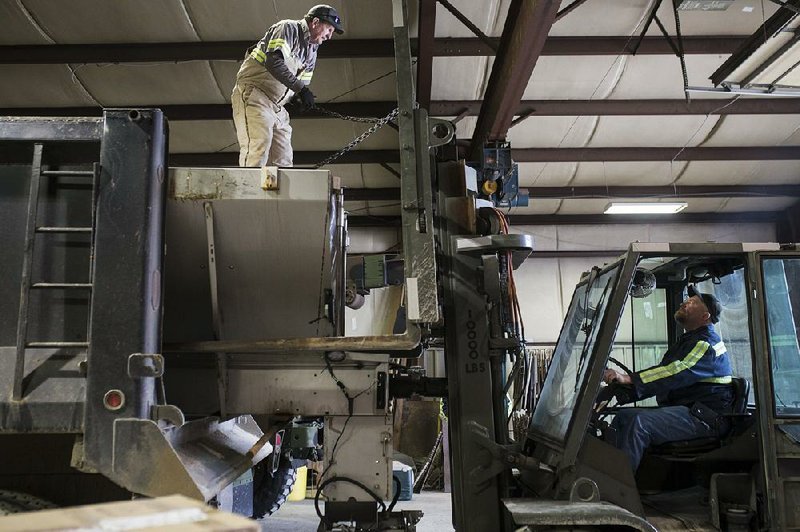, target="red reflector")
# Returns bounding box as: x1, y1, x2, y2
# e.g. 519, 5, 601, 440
275, 433, 282, 447
103, 389, 125, 411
